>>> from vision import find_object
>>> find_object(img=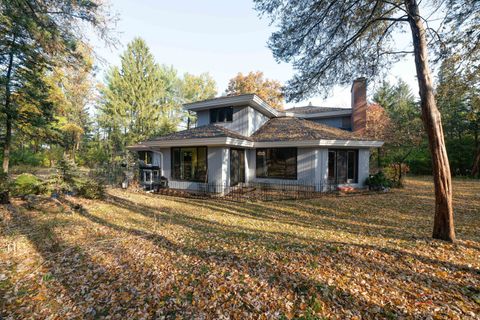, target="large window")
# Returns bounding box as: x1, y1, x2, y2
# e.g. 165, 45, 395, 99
210, 107, 233, 123
328, 149, 358, 183
171, 147, 207, 182
256, 148, 297, 179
